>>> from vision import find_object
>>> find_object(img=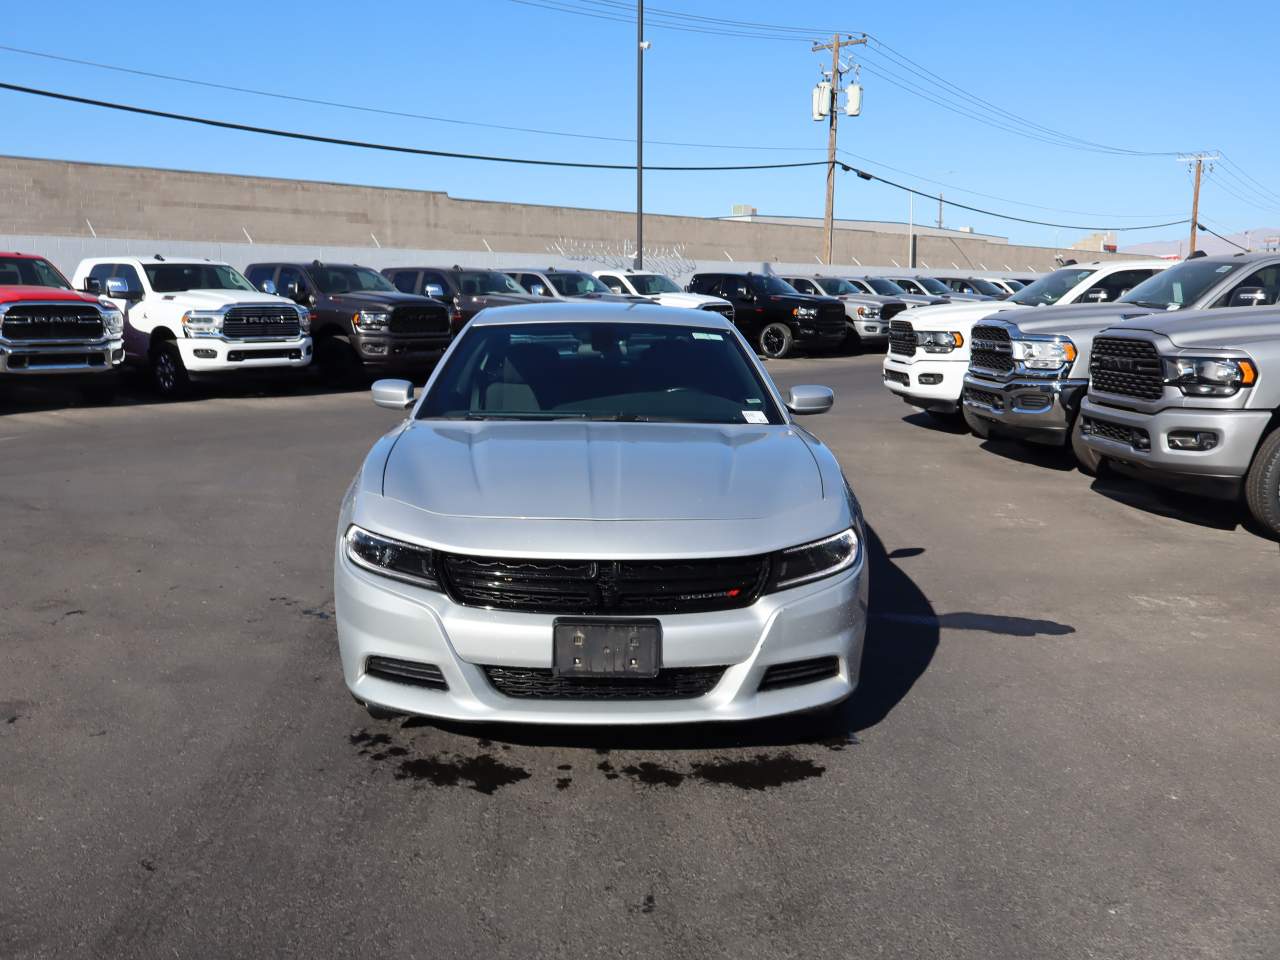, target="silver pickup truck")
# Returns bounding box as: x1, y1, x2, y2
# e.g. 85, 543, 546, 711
1077, 309, 1280, 536
962, 252, 1280, 470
